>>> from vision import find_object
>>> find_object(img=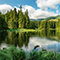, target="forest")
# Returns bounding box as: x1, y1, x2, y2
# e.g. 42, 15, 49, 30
0, 5, 60, 30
